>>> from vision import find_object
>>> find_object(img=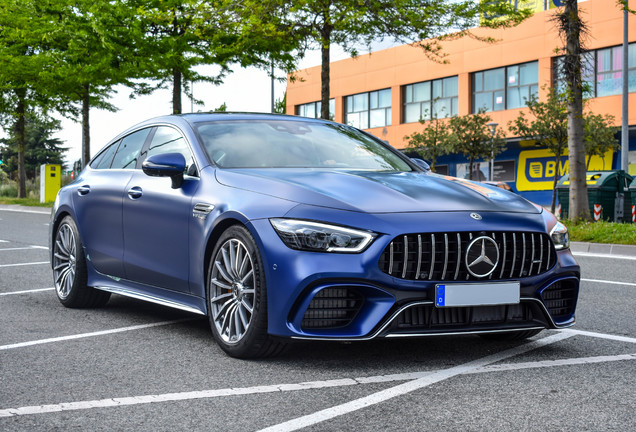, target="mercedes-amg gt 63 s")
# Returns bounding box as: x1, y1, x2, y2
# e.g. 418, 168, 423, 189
50, 113, 579, 358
